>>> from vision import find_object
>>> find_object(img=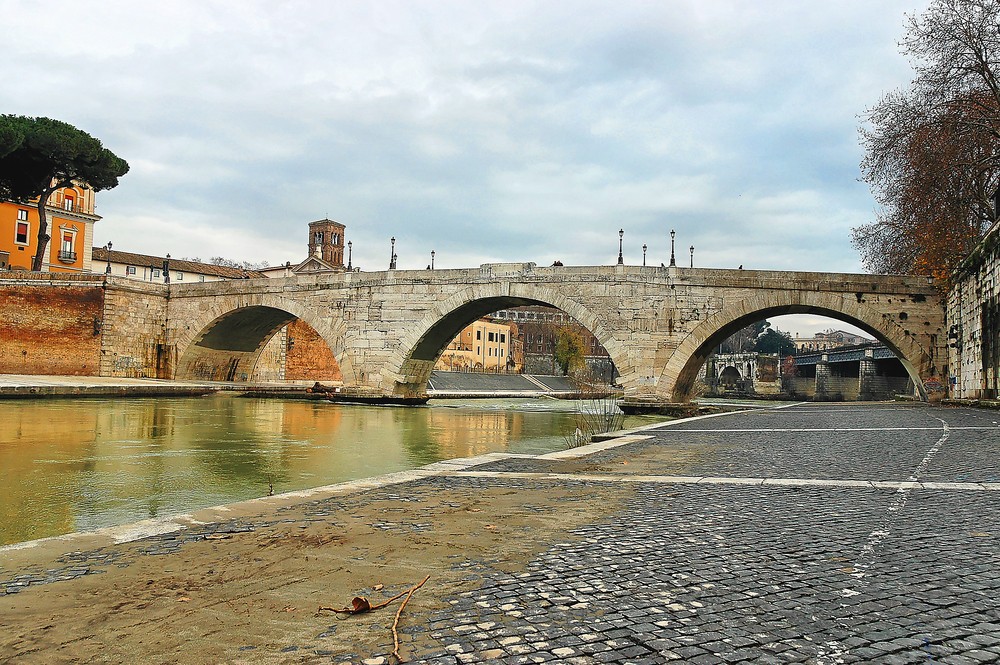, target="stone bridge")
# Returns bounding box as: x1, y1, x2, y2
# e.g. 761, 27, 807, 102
158, 263, 945, 403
